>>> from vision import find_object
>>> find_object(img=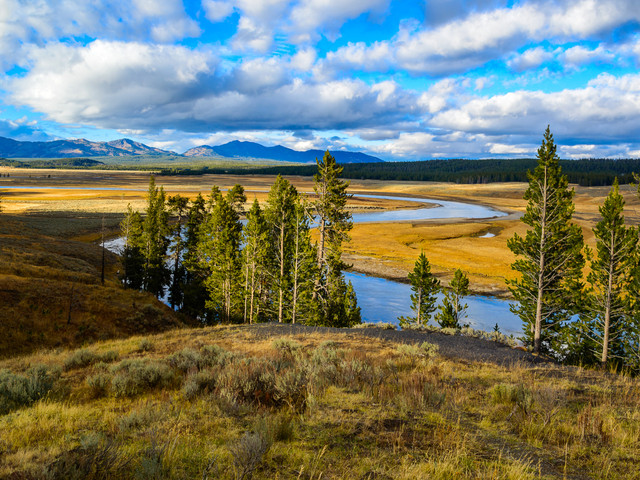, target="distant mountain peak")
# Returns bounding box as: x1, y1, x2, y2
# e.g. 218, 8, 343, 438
0, 136, 175, 158
182, 140, 383, 163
